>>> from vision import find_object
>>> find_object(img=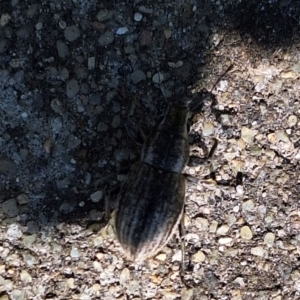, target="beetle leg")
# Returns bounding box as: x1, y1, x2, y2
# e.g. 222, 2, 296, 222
179, 212, 188, 287
124, 118, 146, 145
188, 138, 218, 167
